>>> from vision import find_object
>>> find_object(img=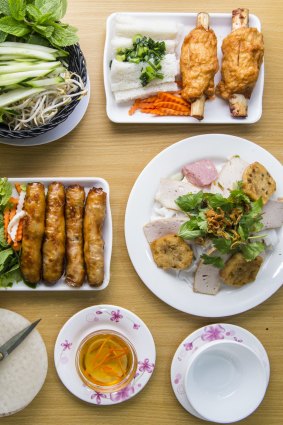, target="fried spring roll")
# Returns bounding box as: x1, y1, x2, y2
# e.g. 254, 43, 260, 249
65, 185, 85, 287
84, 188, 106, 286
42, 182, 65, 284
20, 182, 46, 284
